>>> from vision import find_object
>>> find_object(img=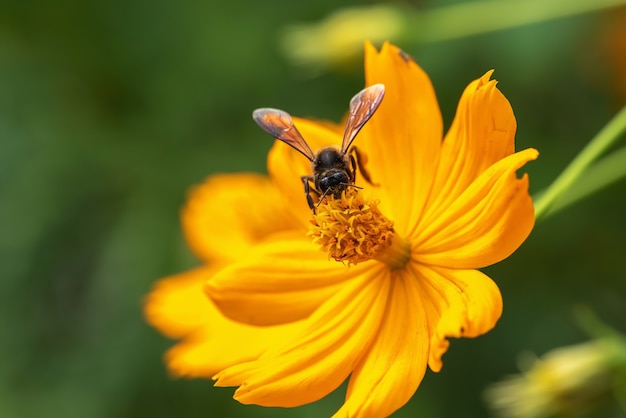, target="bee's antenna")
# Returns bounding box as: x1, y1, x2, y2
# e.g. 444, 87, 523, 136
315, 188, 332, 210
